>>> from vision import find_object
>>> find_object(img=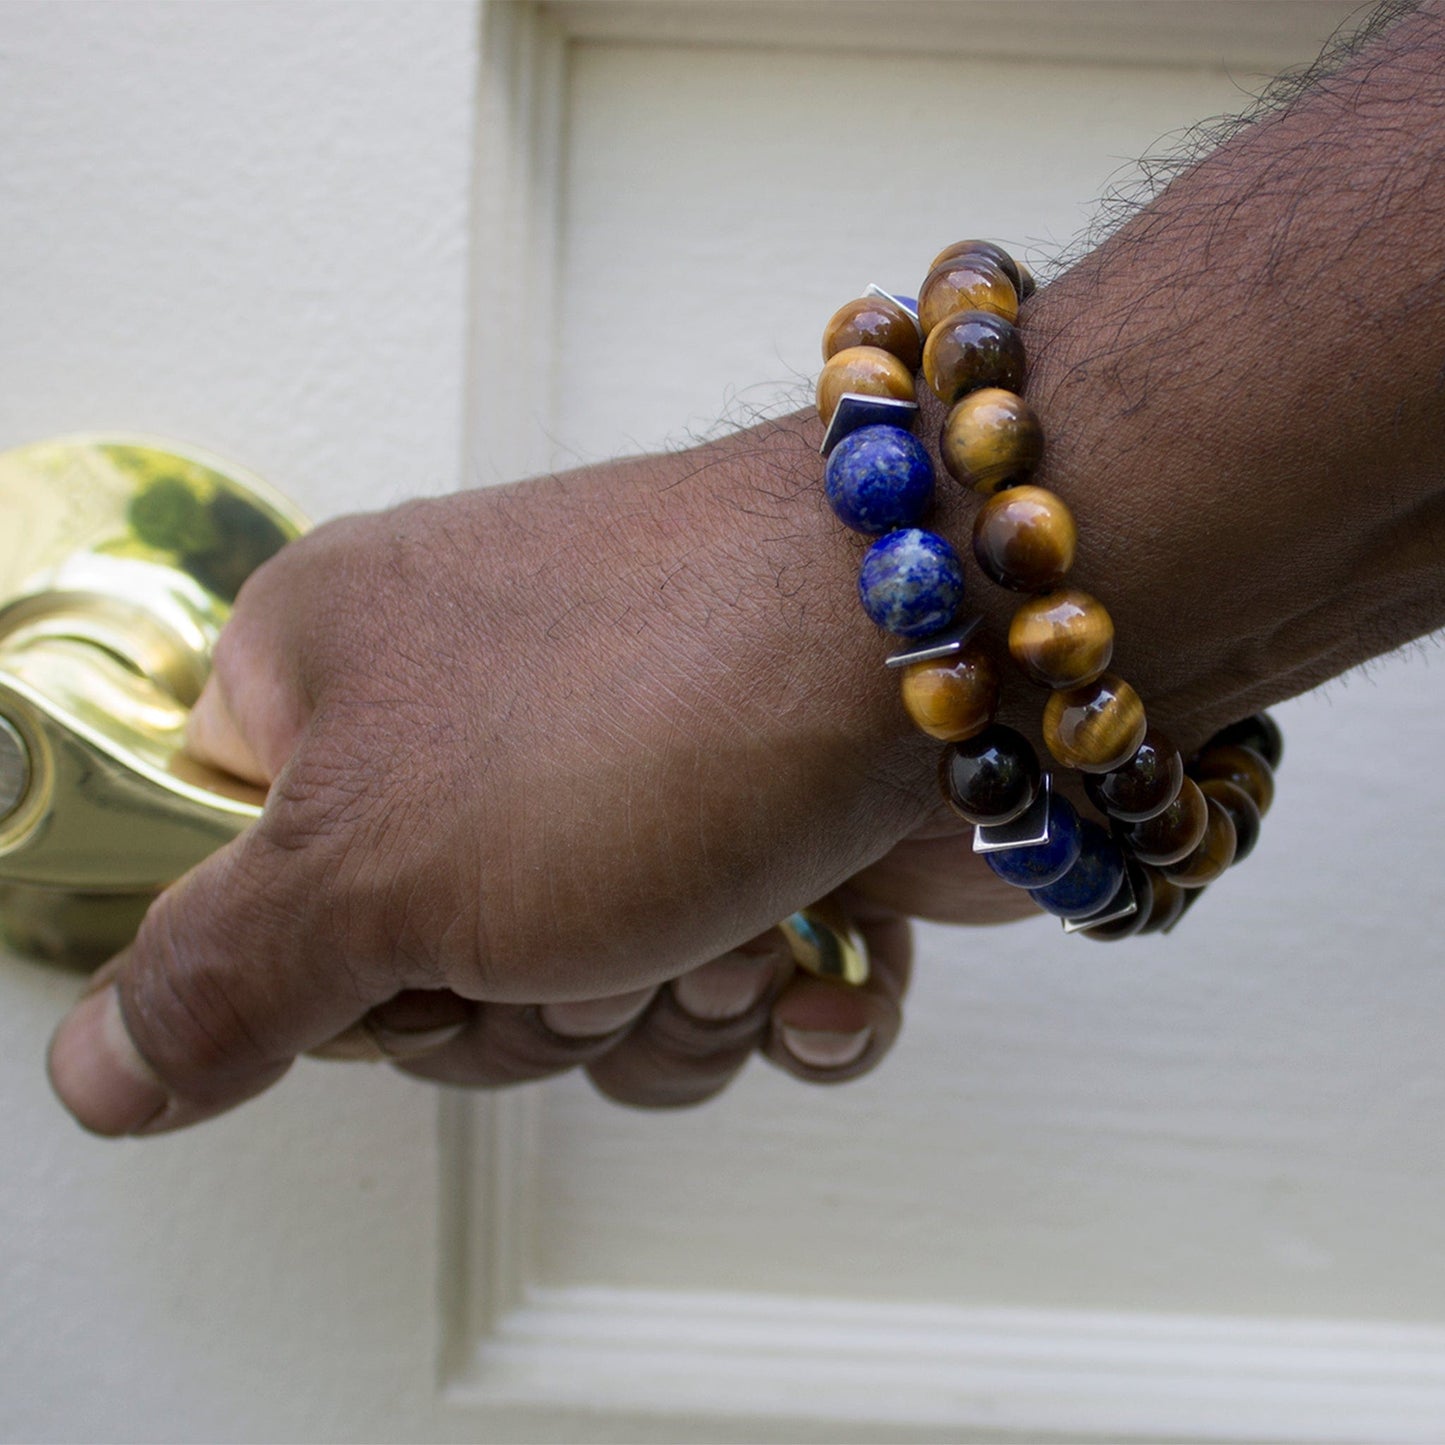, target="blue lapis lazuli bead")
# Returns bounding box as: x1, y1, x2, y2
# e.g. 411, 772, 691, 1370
1029, 820, 1126, 917
984, 794, 1083, 889
857, 528, 964, 638
825, 425, 934, 534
